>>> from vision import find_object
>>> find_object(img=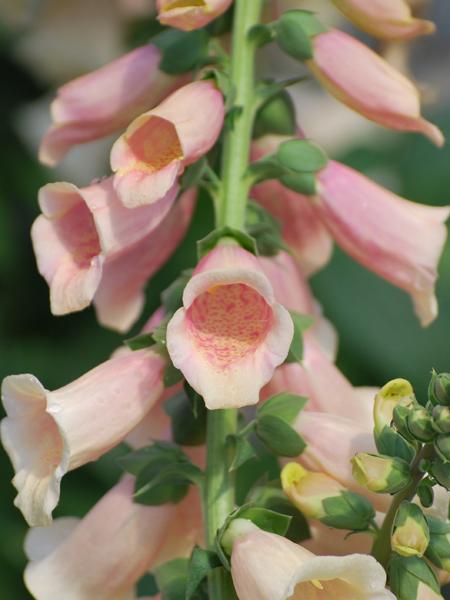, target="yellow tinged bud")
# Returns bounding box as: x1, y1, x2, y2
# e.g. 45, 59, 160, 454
392, 516, 429, 557
374, 378, 415, 434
